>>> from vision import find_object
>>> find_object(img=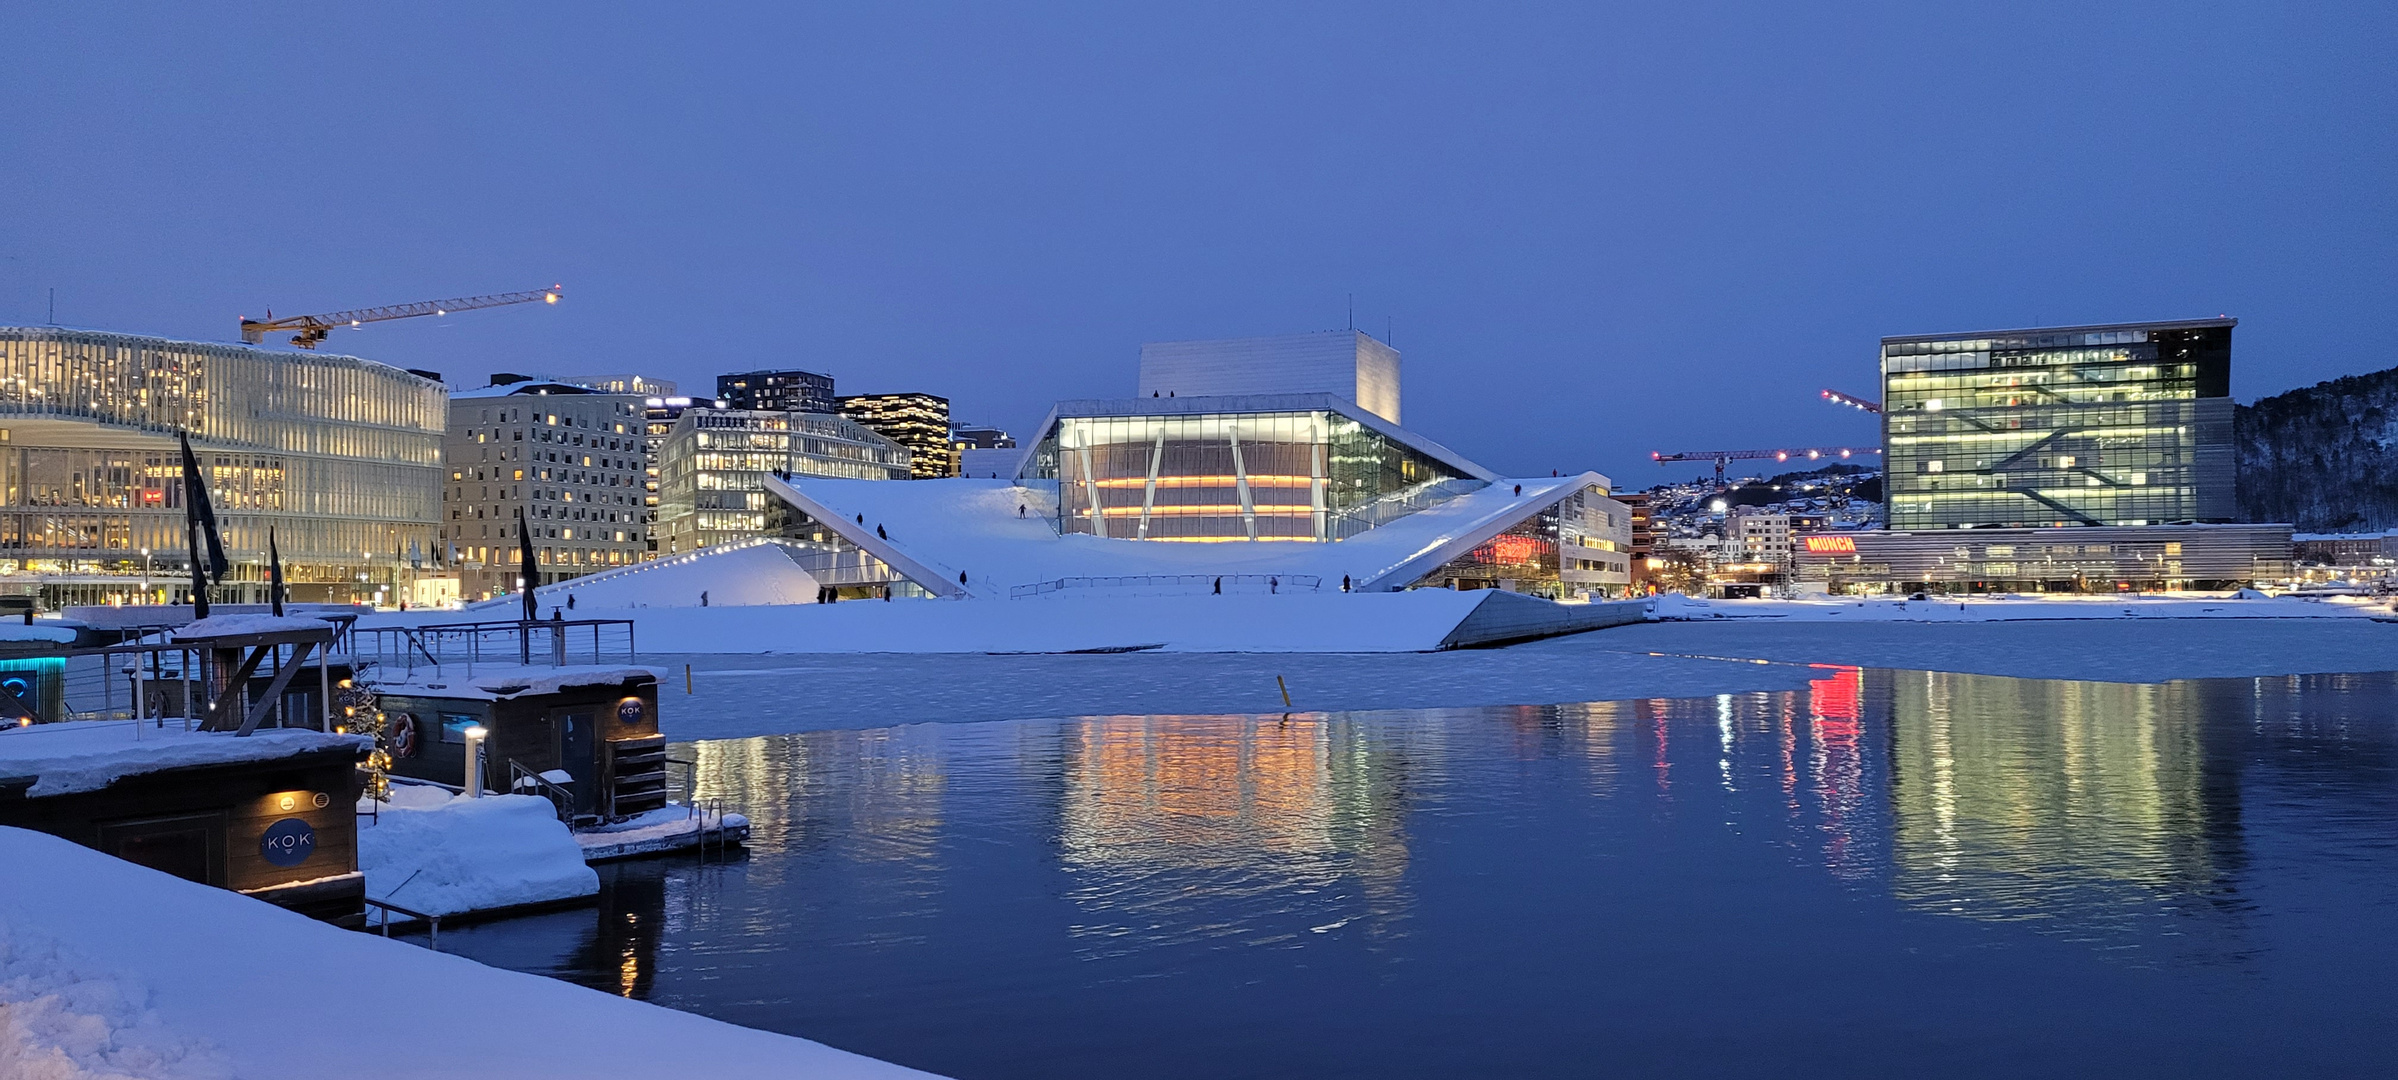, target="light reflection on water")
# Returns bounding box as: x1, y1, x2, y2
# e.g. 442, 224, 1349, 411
434, 670, 2398, 1079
